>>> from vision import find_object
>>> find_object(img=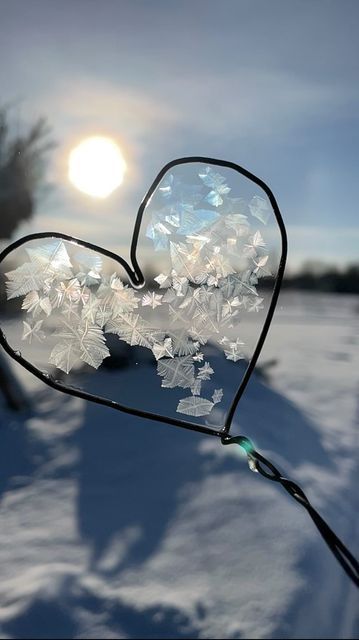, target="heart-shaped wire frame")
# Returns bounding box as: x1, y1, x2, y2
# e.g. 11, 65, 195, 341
0, 157, 287, 438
